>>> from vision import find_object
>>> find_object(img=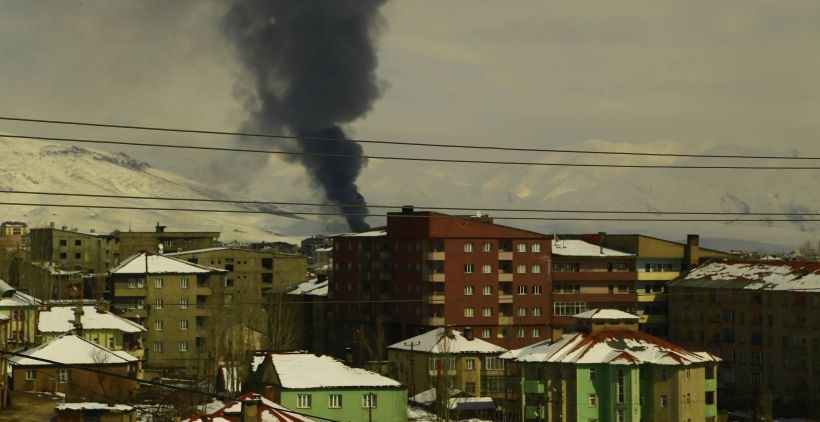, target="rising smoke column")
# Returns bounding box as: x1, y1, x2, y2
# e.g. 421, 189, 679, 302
223, 0, 386, 231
